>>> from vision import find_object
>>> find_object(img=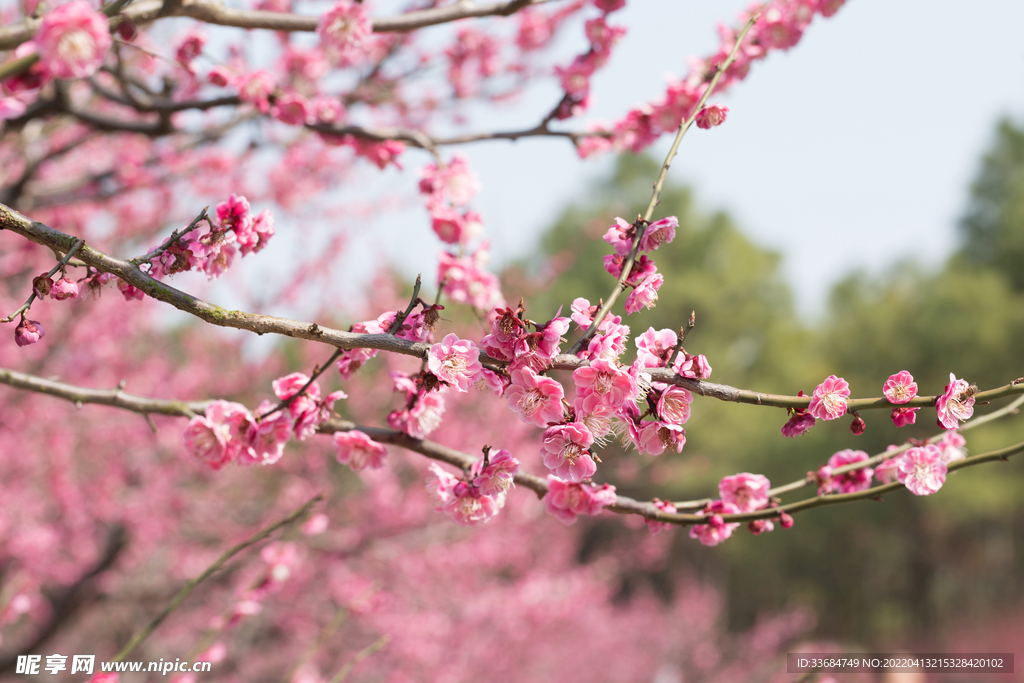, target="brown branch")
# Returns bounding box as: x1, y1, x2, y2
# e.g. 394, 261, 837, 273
0, 0, 556, 51
111, 494, 323, 662
2, 208, 1023, 415
4, 366, 1024, 531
